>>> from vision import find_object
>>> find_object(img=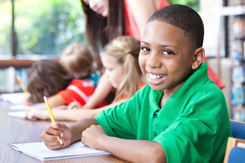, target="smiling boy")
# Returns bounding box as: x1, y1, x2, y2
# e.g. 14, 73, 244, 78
40, 5, 232, 163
